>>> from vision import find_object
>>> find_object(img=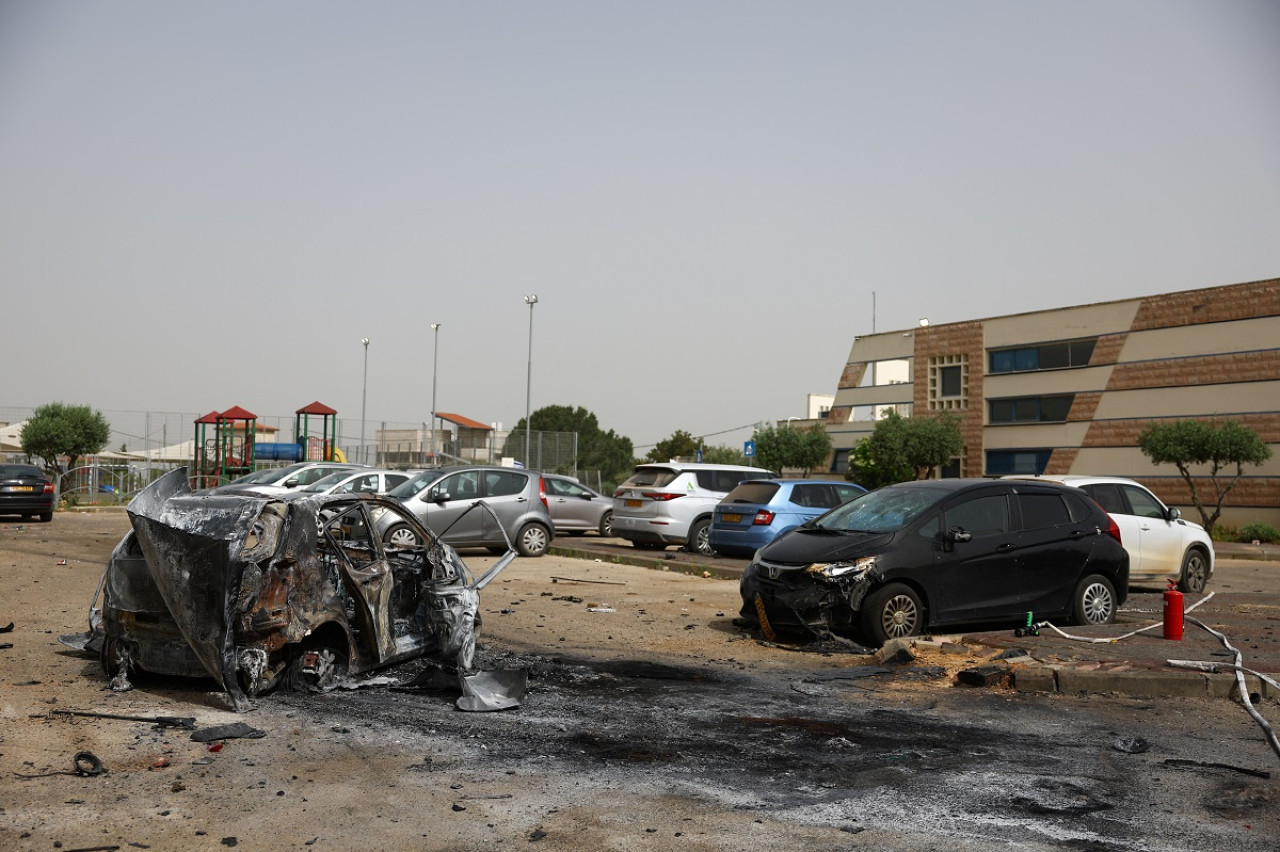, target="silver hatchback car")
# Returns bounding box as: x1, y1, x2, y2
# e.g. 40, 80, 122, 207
372, 466, 554, 557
